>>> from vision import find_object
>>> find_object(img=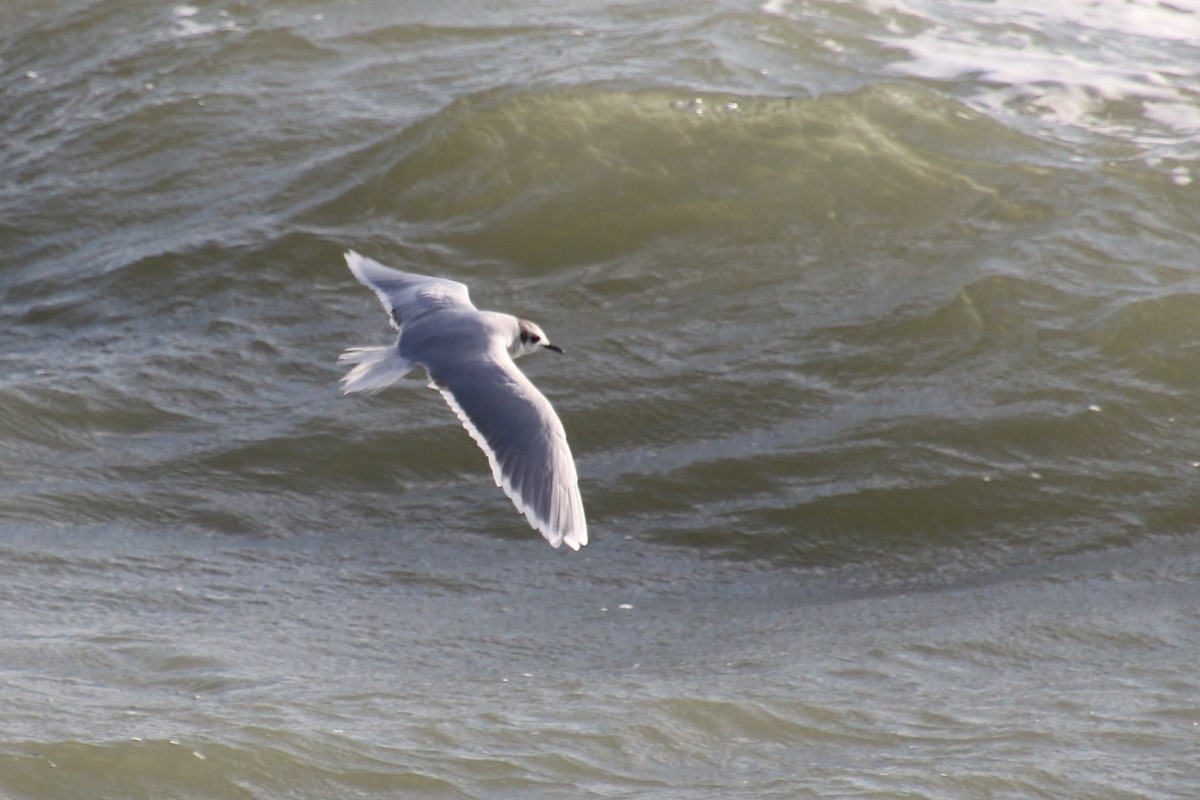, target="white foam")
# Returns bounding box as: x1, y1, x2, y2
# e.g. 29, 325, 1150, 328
861, 0, 1200, 145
